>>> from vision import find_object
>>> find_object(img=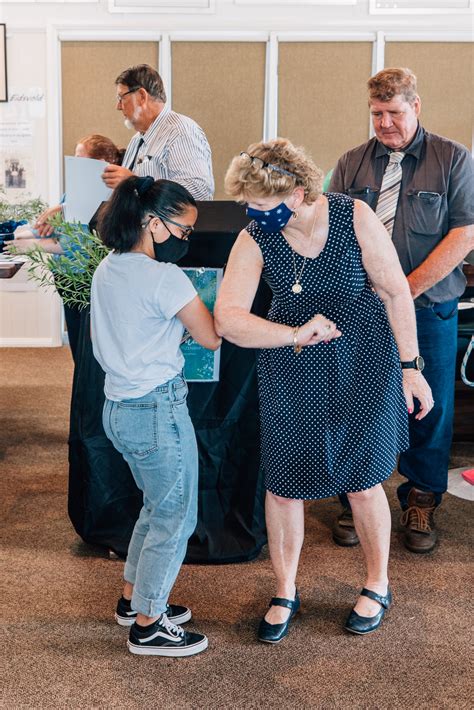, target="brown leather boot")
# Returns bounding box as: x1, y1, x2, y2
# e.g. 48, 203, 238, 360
332, 507, 360, 547
400, 488, 437, 553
